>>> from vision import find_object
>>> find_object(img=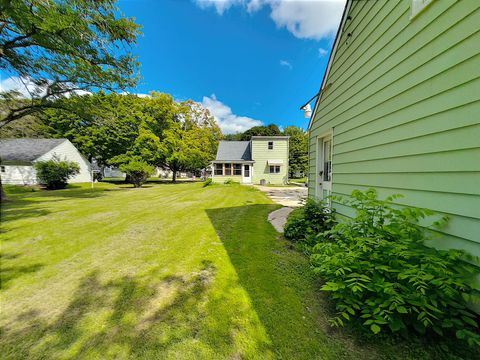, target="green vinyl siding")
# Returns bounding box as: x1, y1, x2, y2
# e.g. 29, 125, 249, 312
308, 0, 480, 256
212, 175, 243, 183
251, 139, 289, 185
